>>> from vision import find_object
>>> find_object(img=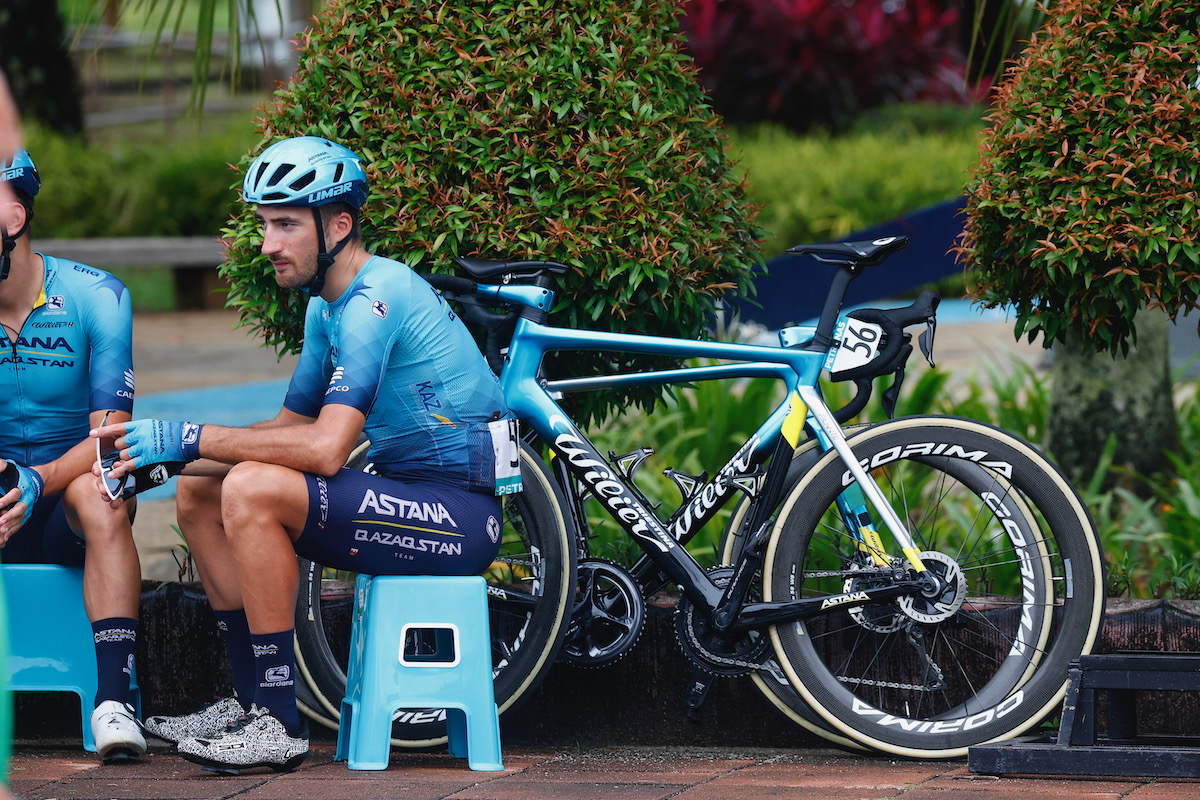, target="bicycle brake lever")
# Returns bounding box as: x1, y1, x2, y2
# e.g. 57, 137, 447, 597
918, 317, 936, 368
881, 343, 912, 420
